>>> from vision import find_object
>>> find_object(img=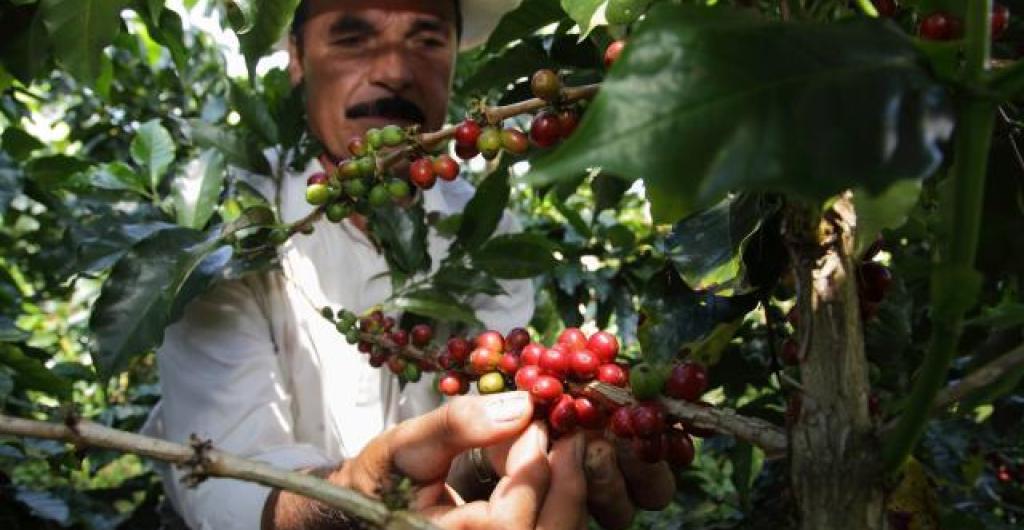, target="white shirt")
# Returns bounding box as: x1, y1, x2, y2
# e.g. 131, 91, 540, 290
142, 154, 534, 530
